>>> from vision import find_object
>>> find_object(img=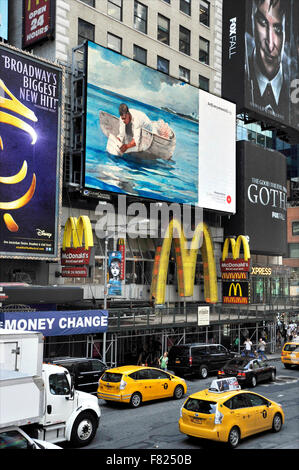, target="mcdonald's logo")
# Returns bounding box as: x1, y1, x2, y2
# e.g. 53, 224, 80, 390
228, 283, 242, 297
61, 216, 93, 269
150, 220, 218, 305
222, 235, 250, 262
221, 235, 251, 274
